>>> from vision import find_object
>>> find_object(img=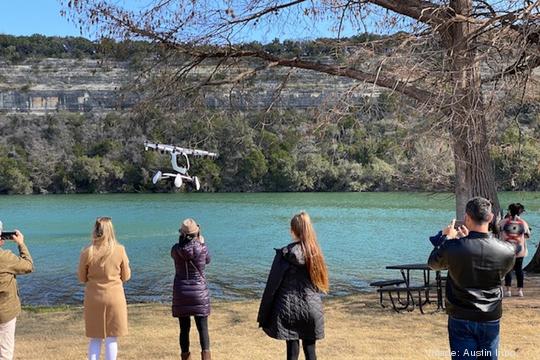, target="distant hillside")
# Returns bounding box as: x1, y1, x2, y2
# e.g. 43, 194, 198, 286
0, 35, 538, 194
